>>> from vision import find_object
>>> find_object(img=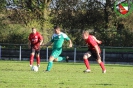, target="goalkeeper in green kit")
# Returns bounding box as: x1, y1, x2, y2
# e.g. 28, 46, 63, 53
44, 26, 73, 72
